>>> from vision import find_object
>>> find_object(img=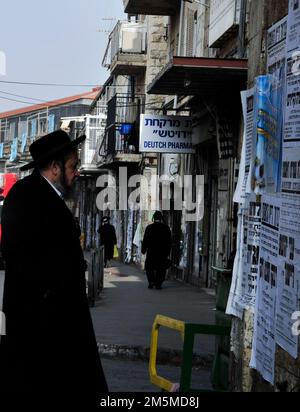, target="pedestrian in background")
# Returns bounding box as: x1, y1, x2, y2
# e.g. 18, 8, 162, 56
142, 211, 172, 290
0, 130, 108, 401
98, 216, 117, 267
